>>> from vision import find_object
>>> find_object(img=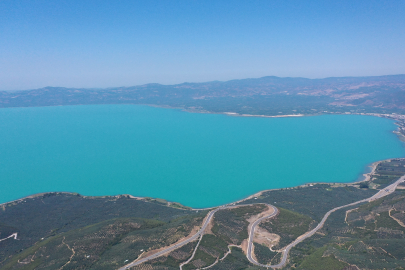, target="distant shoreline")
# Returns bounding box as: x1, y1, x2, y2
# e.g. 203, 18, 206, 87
0, 105, 404, 210
223, 112, 304, 118
1, 102, 403, 121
